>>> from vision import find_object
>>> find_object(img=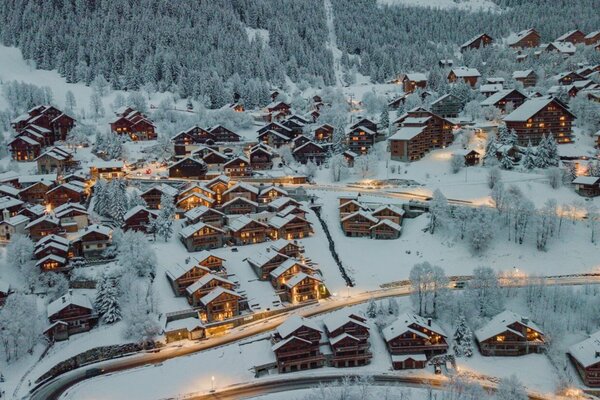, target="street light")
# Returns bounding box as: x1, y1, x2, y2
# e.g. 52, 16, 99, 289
210, 376, 215, 393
